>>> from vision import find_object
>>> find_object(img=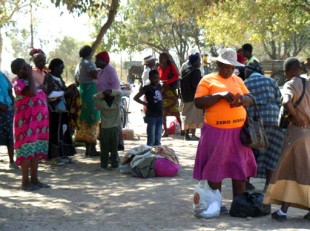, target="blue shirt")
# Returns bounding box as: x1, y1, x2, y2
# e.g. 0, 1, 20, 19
0, 71, 13, 107
244, 72, 282, 126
